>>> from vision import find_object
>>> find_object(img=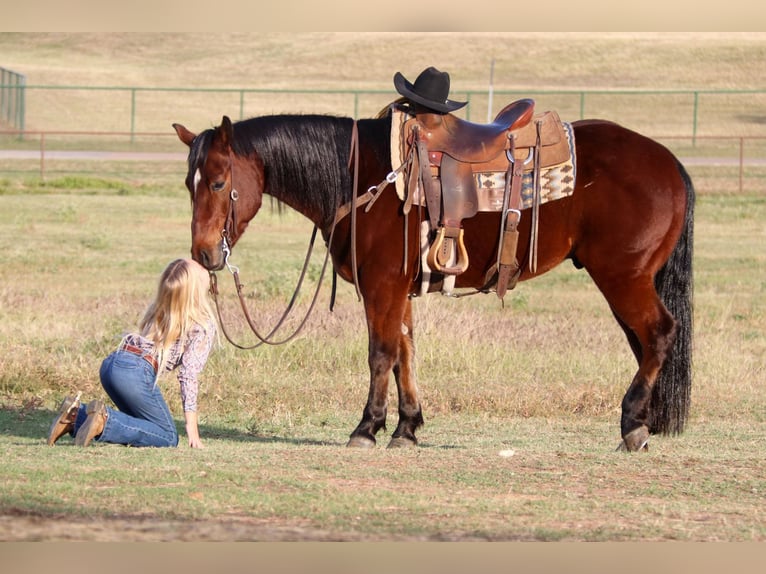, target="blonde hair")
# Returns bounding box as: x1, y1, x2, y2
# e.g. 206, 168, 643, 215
138, 258, 217, 371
